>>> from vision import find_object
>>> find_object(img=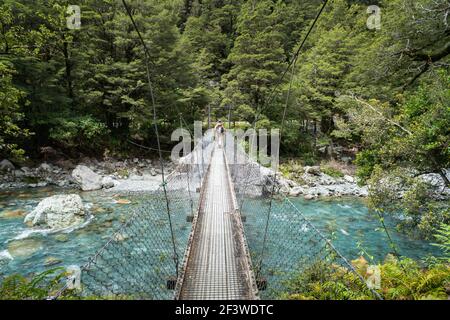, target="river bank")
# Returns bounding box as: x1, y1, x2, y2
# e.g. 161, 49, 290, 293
0, 158, 173, 193
1, 158, 449, 201
273, 164, 450, 200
